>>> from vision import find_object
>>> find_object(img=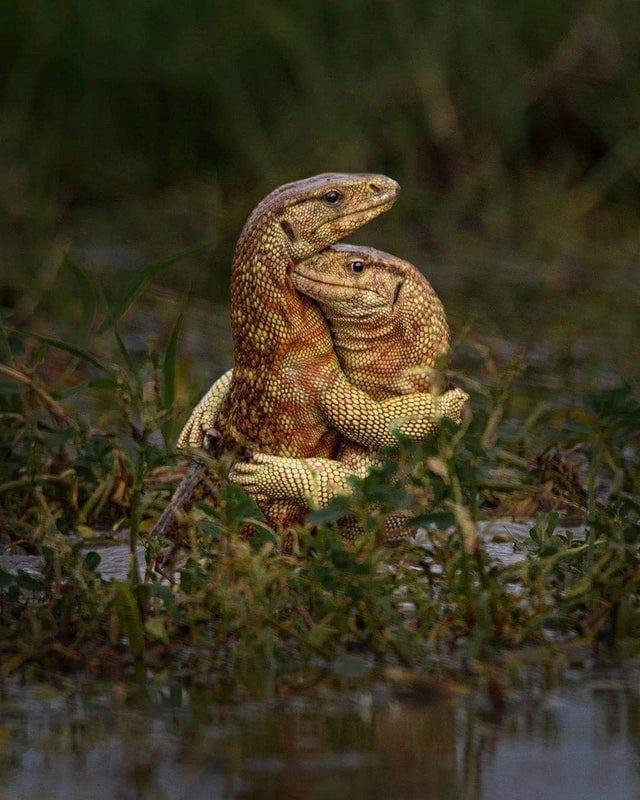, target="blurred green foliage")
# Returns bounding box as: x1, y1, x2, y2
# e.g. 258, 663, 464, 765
2, 0, 639, 252
1, 0, 638, 397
